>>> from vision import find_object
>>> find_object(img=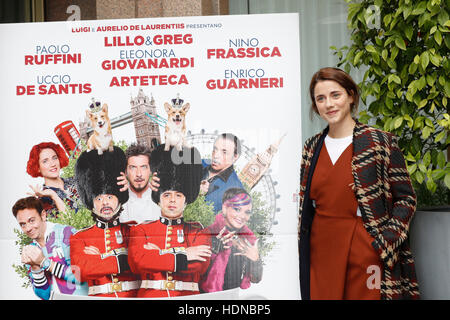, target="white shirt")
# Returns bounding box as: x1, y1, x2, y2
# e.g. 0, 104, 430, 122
324, 134, 353, 165
120, 187, 160, 224
324, 134, 362, 217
